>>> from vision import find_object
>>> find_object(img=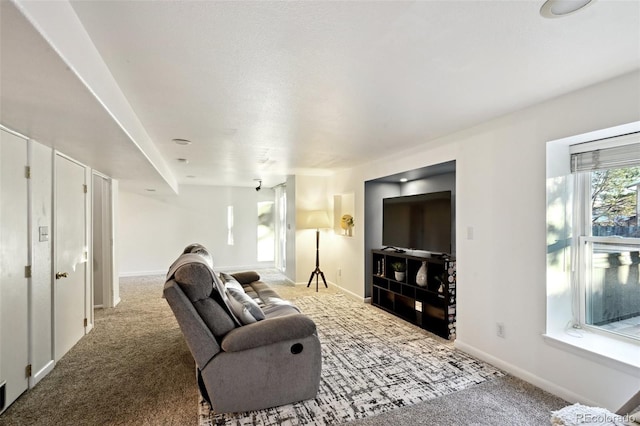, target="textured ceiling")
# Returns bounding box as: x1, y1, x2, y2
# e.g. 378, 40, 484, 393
2, 0, 640, 191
